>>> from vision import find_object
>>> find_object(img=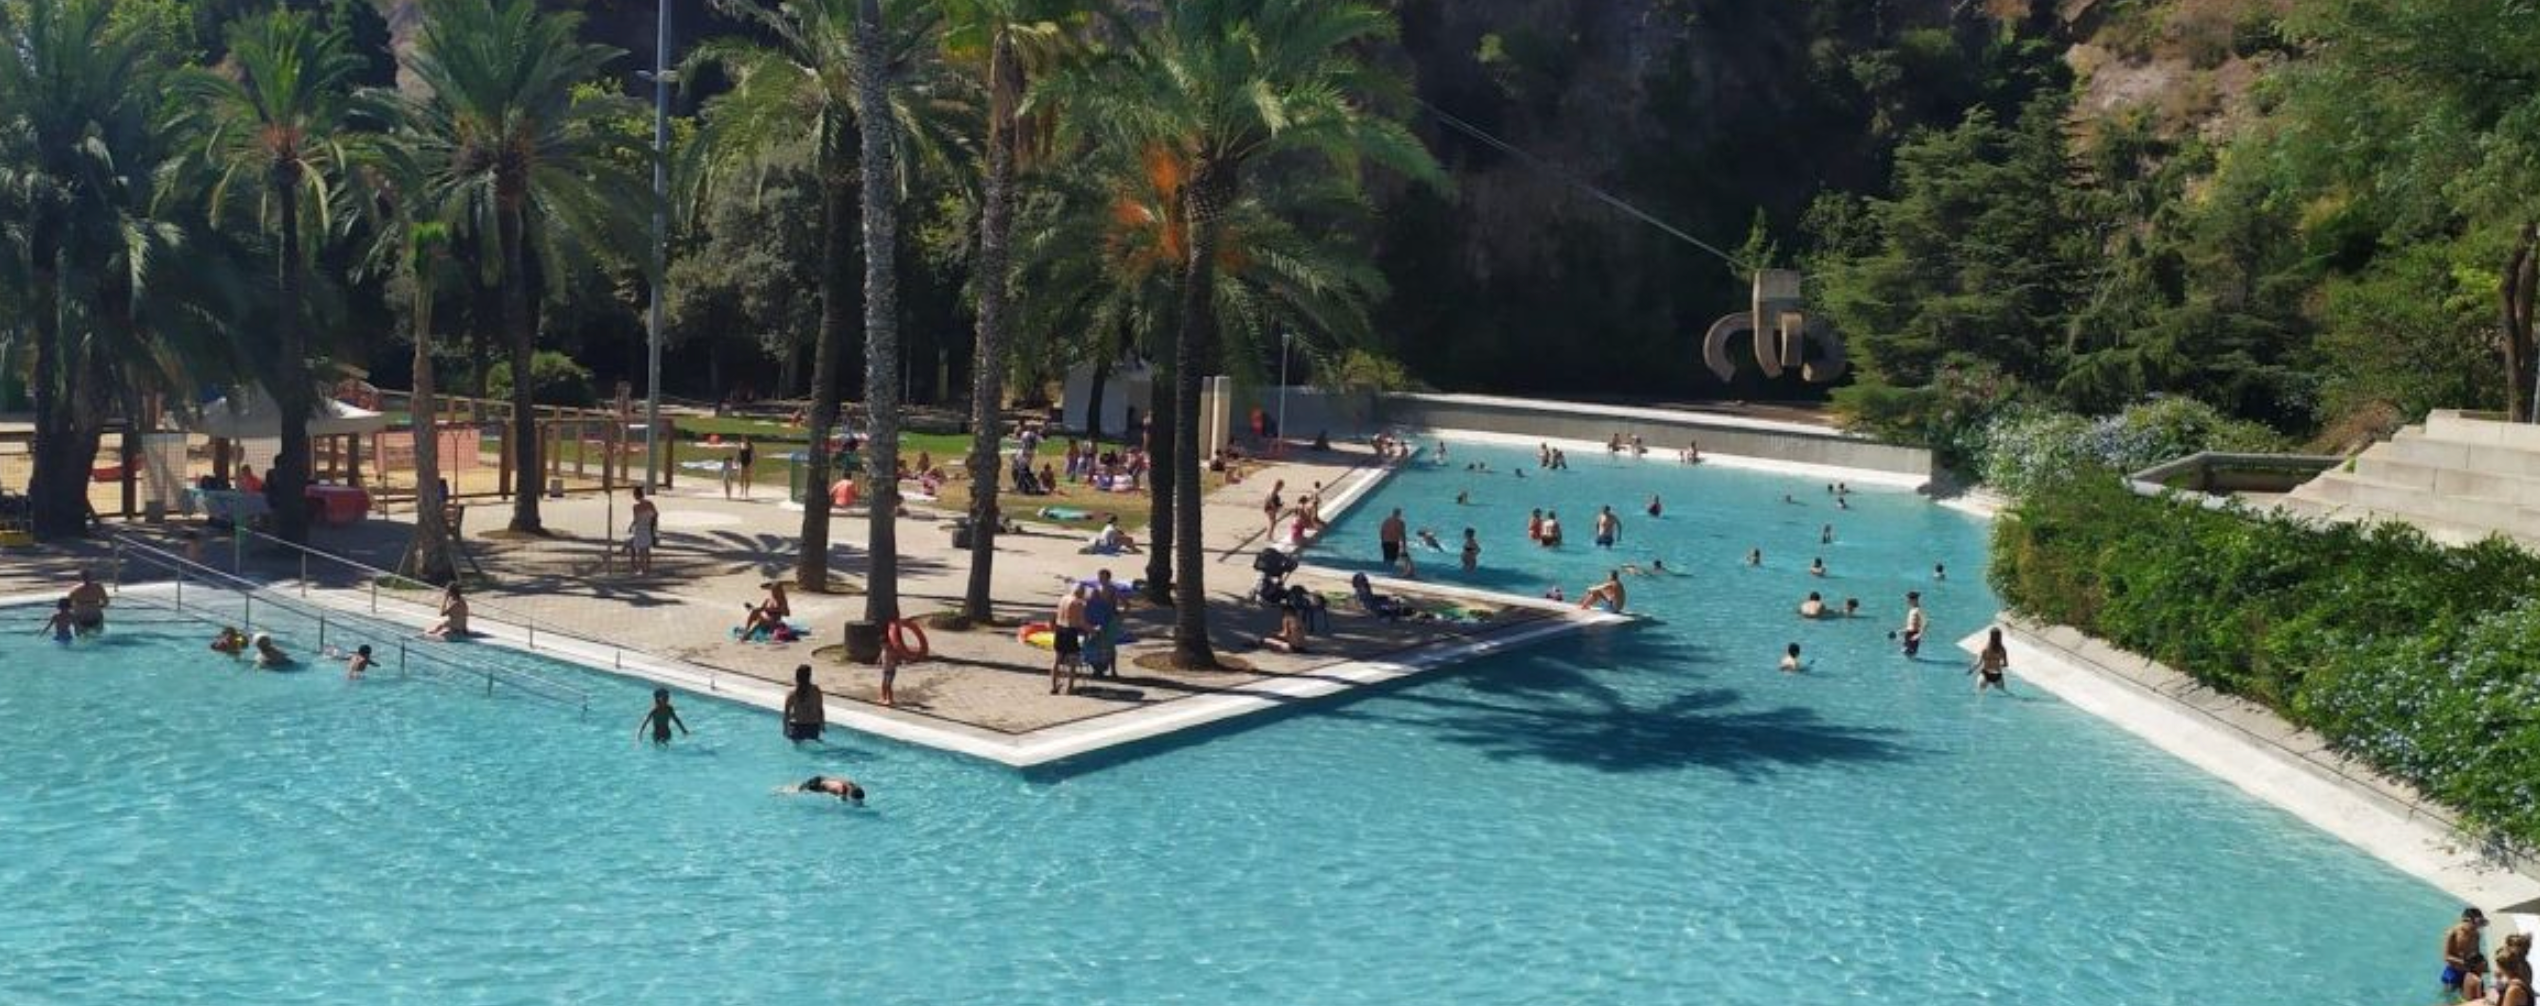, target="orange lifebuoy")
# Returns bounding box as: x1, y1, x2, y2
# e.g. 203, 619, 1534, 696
885, 617, 930, 660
